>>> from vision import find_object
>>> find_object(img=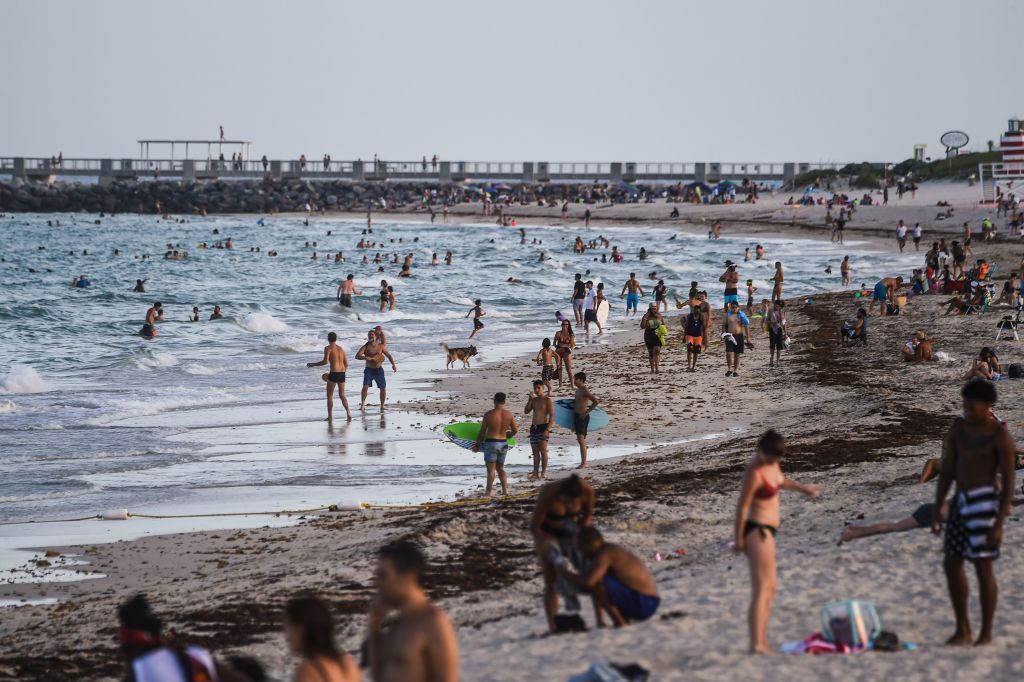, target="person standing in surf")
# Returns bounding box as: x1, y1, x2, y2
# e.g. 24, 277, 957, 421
720, 261, 740, 311
337, 274, 361, 308
525, 380, 554, 480
306, 331, 352, 422
356, 329, 397, 410
621, 273, 644, 317
472, 392, 518, 497
467, 299, 485, 339
571, 274, 586, 328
